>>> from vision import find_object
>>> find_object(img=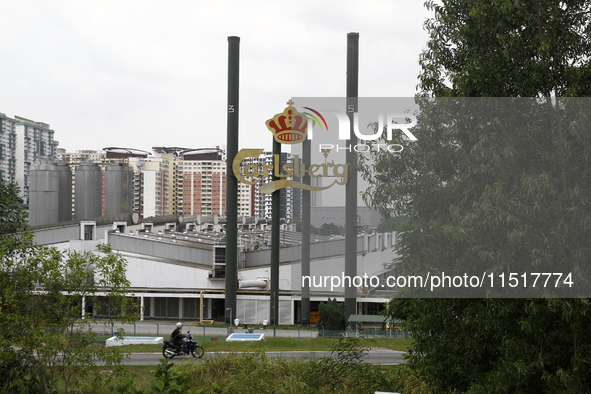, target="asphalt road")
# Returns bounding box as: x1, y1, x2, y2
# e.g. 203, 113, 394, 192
113, 350, 406, 366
